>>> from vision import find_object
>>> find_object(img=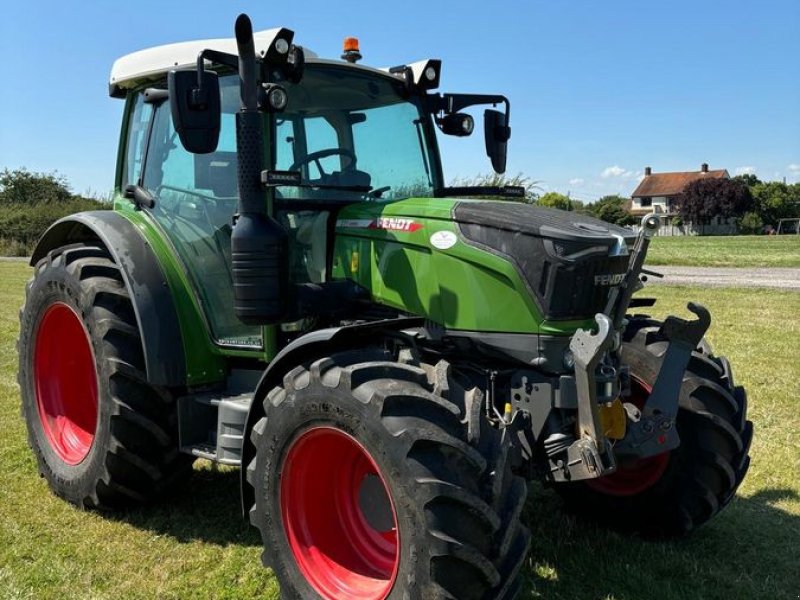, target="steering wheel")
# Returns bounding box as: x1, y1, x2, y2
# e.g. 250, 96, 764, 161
290, 148, 356, 178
